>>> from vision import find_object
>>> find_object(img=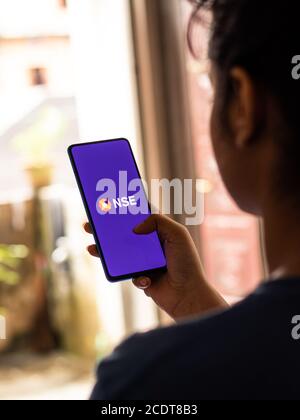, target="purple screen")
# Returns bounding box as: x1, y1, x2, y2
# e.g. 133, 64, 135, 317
70, 139, 166, 279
